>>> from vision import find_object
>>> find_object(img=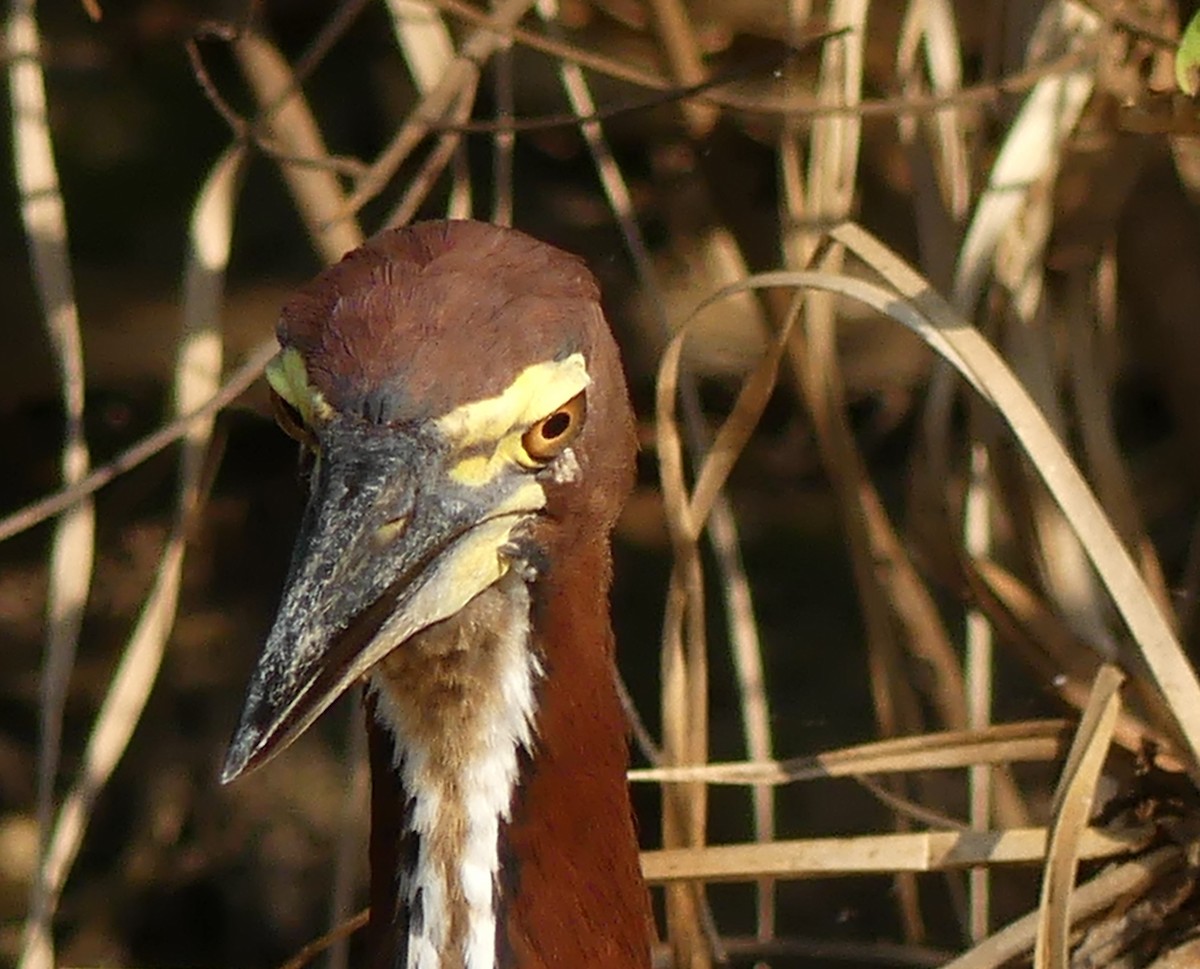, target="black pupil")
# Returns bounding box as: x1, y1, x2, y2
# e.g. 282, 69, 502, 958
541, 411, 571, 440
